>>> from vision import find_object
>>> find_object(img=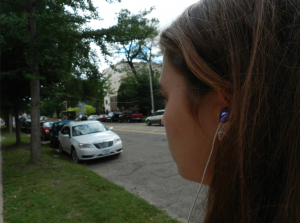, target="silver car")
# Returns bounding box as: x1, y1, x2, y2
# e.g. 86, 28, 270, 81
58, 121, 123, 162
145, 109, 165, 126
